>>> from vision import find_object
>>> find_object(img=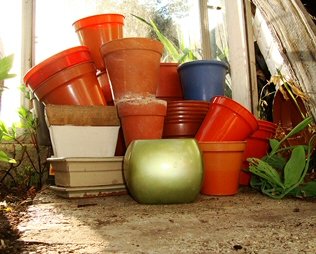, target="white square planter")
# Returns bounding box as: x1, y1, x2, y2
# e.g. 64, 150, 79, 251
49, 185, 127, 199
49, 125, 119, 157
48, 156, 125, 187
